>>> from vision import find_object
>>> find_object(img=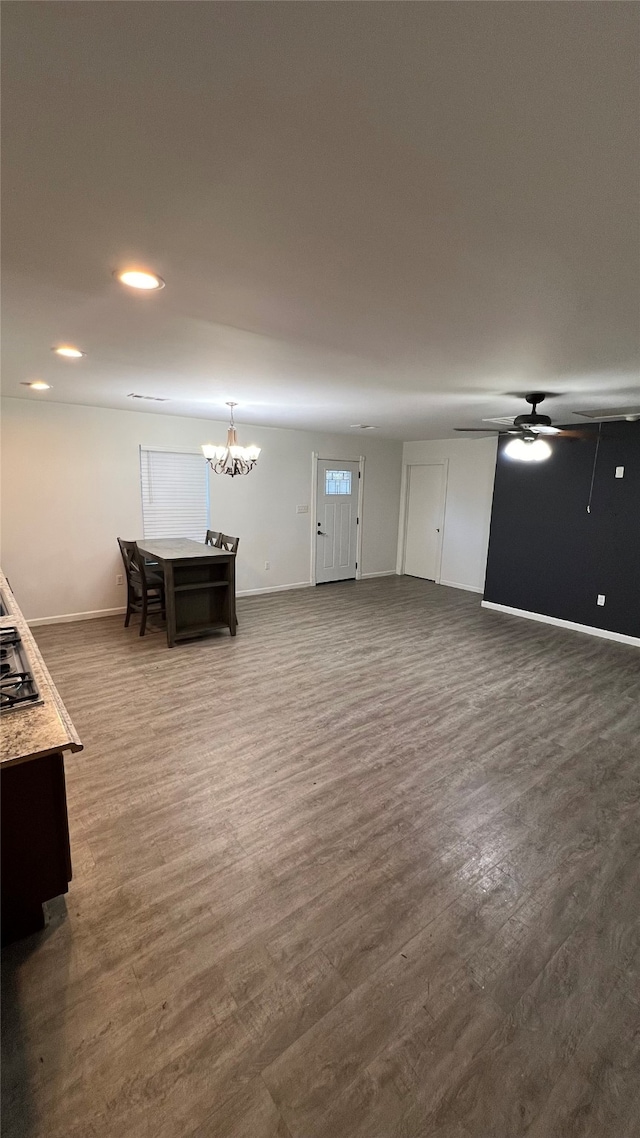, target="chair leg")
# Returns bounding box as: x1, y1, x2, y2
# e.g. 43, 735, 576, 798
124, 605, 131, 628
140, 595, 147, 637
